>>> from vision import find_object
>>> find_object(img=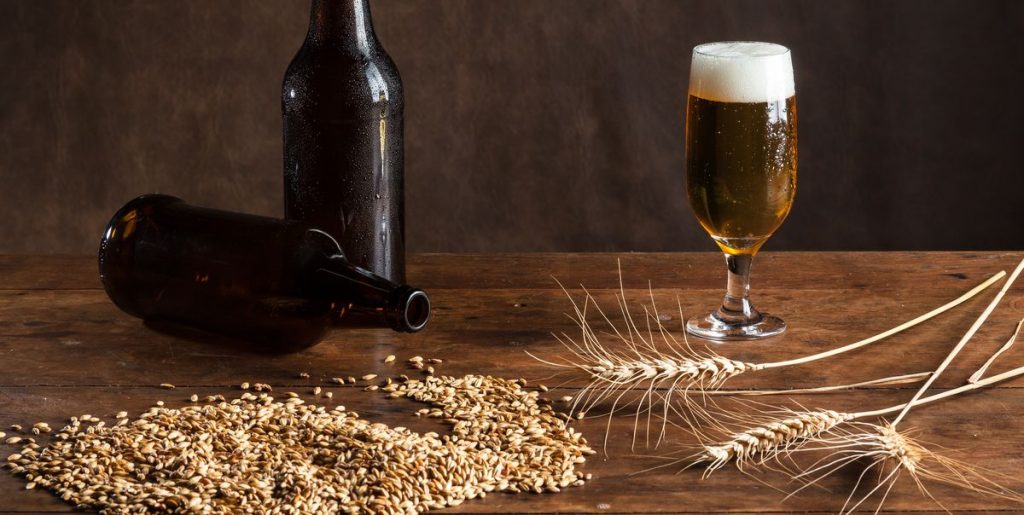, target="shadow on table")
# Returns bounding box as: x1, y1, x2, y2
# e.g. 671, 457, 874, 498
142, 318, 298, 356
